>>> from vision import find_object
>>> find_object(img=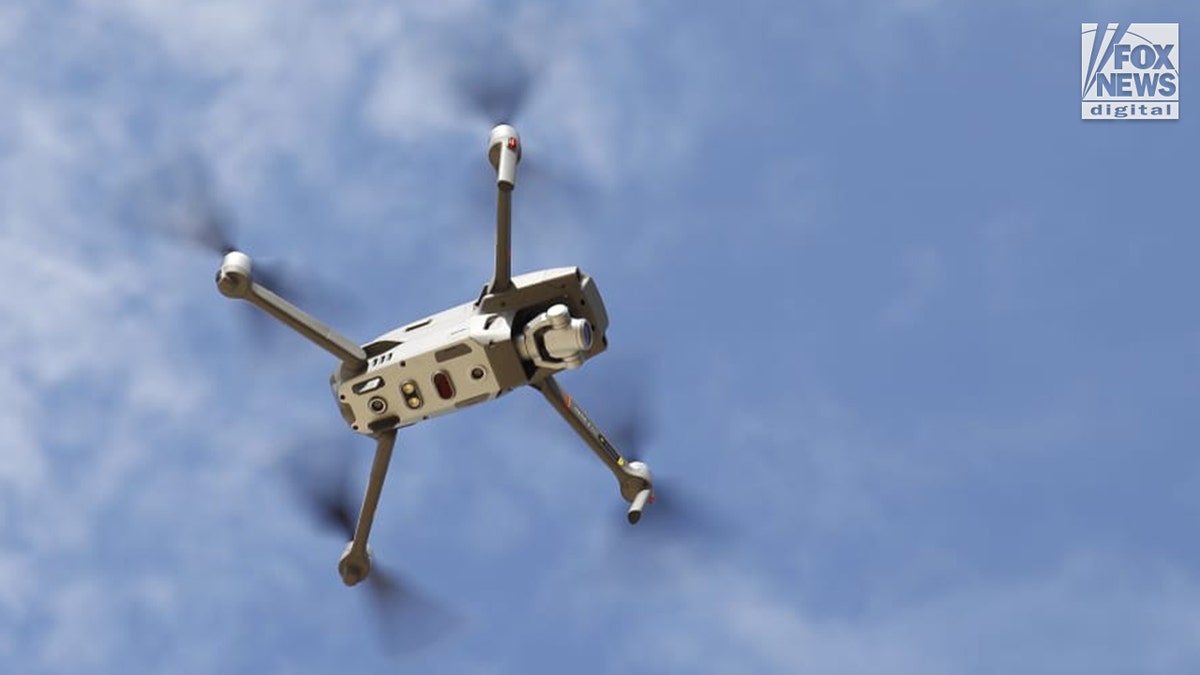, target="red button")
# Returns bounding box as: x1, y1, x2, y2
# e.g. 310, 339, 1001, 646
432, 371, 455, 400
